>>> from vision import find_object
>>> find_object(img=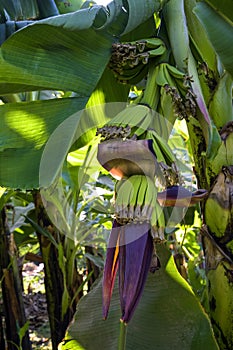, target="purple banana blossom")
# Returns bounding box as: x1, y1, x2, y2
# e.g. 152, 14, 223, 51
103, 220, 153, 324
